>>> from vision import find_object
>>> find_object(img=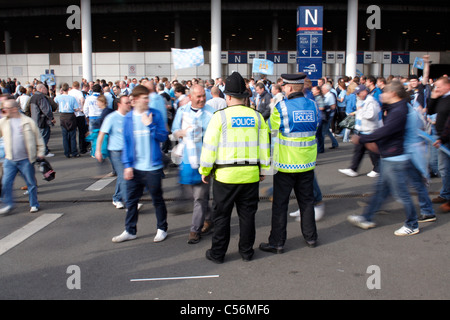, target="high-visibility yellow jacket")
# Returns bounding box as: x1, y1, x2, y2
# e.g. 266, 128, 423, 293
270, 93, 318, 173
199, 105, 270, 184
